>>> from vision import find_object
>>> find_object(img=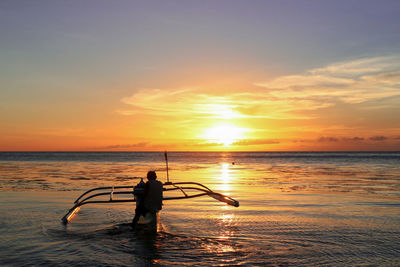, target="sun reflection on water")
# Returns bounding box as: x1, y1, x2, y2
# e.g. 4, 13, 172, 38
202, 213, 238, 254
219, 163, 231, 191
220, 213, 235, 222
217, 213, 237, 241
